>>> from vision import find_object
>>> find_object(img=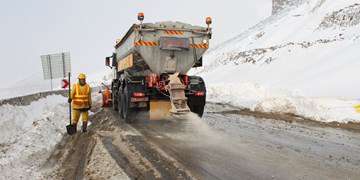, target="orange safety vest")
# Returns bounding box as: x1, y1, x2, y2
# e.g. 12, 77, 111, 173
72, 83, 91, 108
102, 87, 111, 107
